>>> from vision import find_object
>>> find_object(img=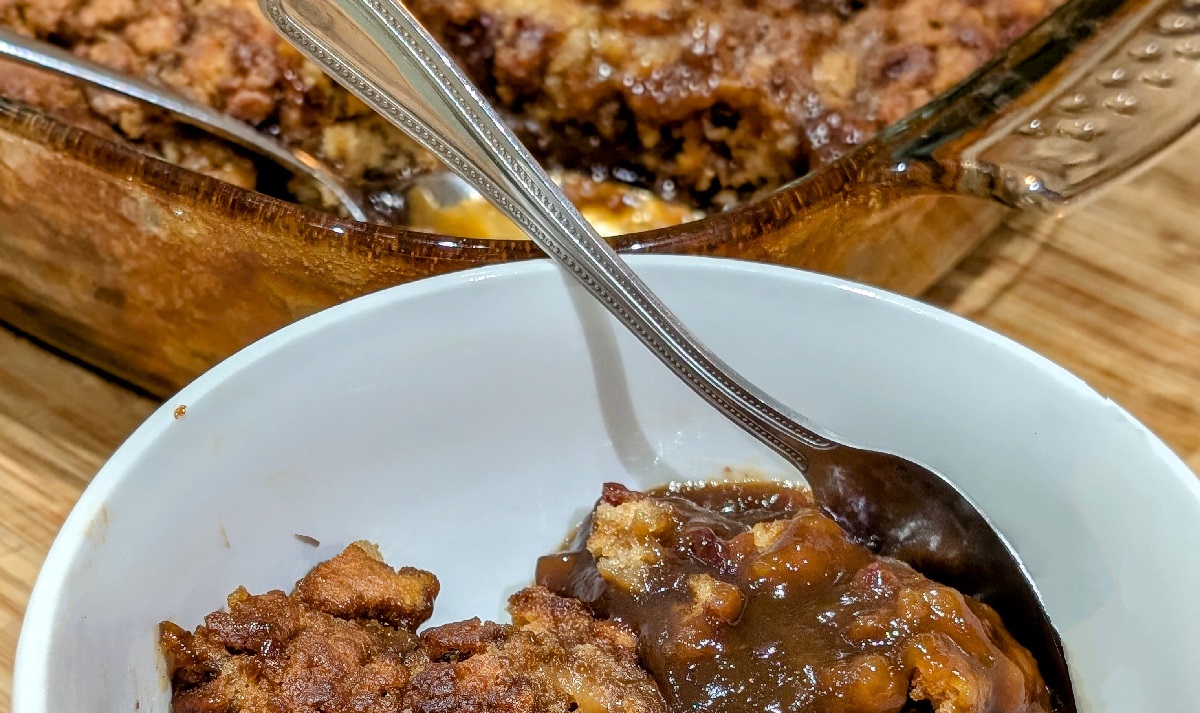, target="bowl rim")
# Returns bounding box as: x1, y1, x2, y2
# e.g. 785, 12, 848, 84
12, 253, 1200, 711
